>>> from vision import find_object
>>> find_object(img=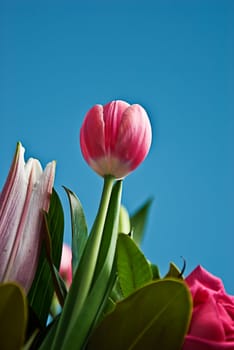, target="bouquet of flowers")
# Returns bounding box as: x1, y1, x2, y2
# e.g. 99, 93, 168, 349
0, 100, 233, 350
